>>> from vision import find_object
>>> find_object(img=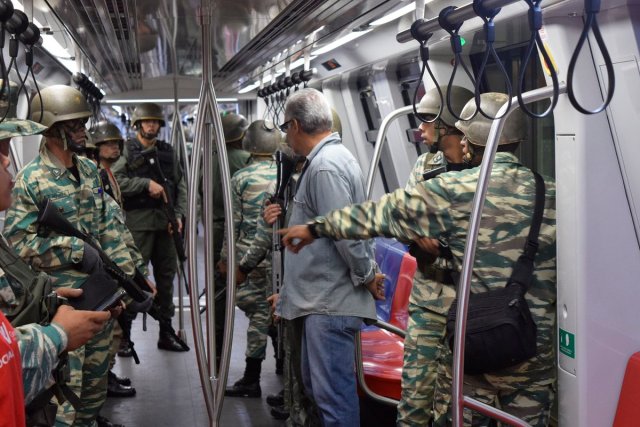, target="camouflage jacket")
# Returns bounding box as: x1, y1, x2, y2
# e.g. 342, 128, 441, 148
0, 237, 67, 405
111, 137, 187, 231
405, 150, 455, 314
212, 145, 251, 222
3, 143, 136, 289
104, 194, 149, 276
313, 153, 557, 377
221, 157, 277, 270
